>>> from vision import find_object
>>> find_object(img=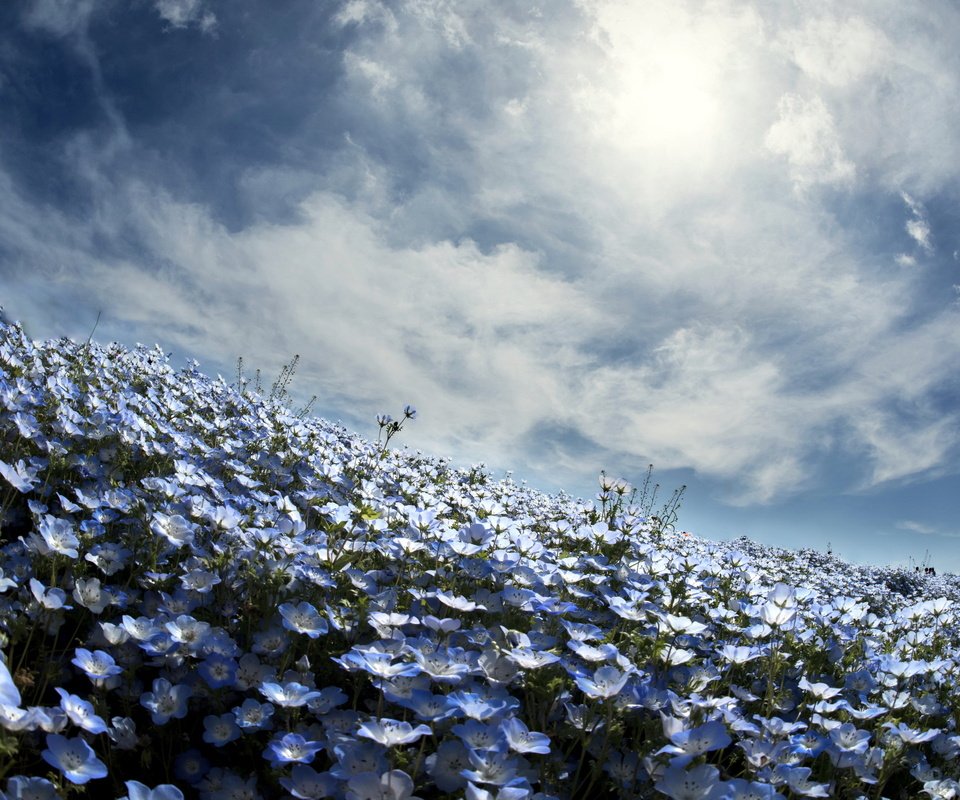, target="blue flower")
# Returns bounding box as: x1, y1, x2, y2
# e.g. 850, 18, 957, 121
500, 717, 551, 755
0, 458, 40, 492
263, 732, 323, 766
120, 780, 185, 800
655, 763, 721, 800
279, 600, 329, 638
71, 647, 123, 686
140, 677, 192, 724
41, 734, 108, 785
38, 515, 80, 558
203, 713, 241, 746
357, 718, 433, 747
55, 688, 108, 734
232, 698, 275, 731
0, 658, 21, 708
3, 775, 60, 800
574, 665, 632, 700
173, 749, 210, 785
198, 653, 238, 689
259, 680, 322, 708
279, 765, 340, 800
345, 770, 420, 800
